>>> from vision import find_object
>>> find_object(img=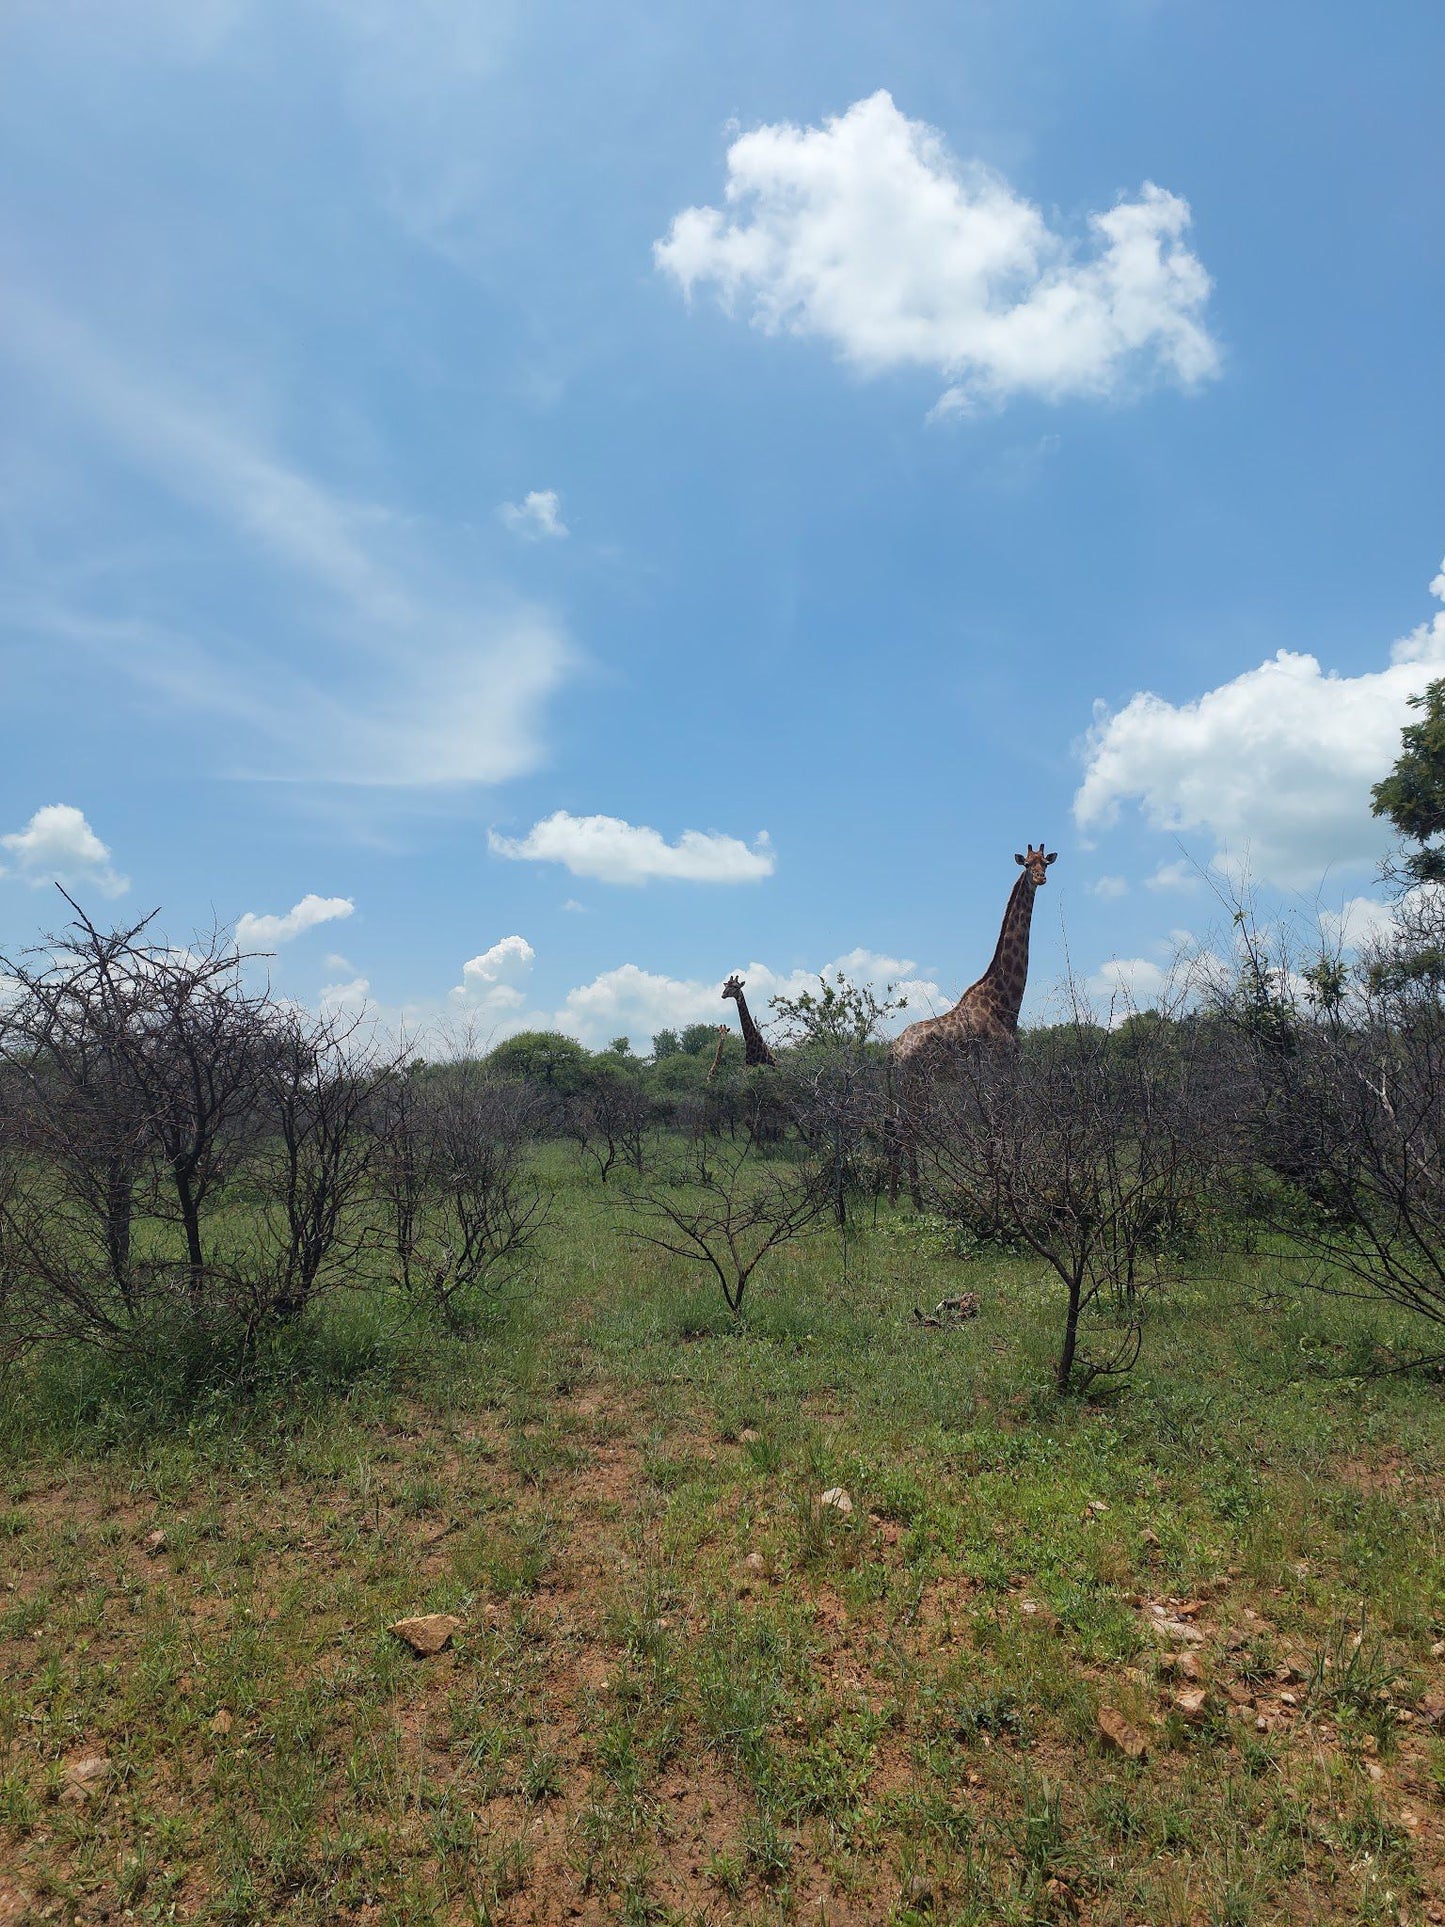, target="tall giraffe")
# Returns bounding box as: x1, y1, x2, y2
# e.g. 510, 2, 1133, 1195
705, 1024, 729, 1083
722, 973, 777, 1067
889, 844, 1057, 1200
